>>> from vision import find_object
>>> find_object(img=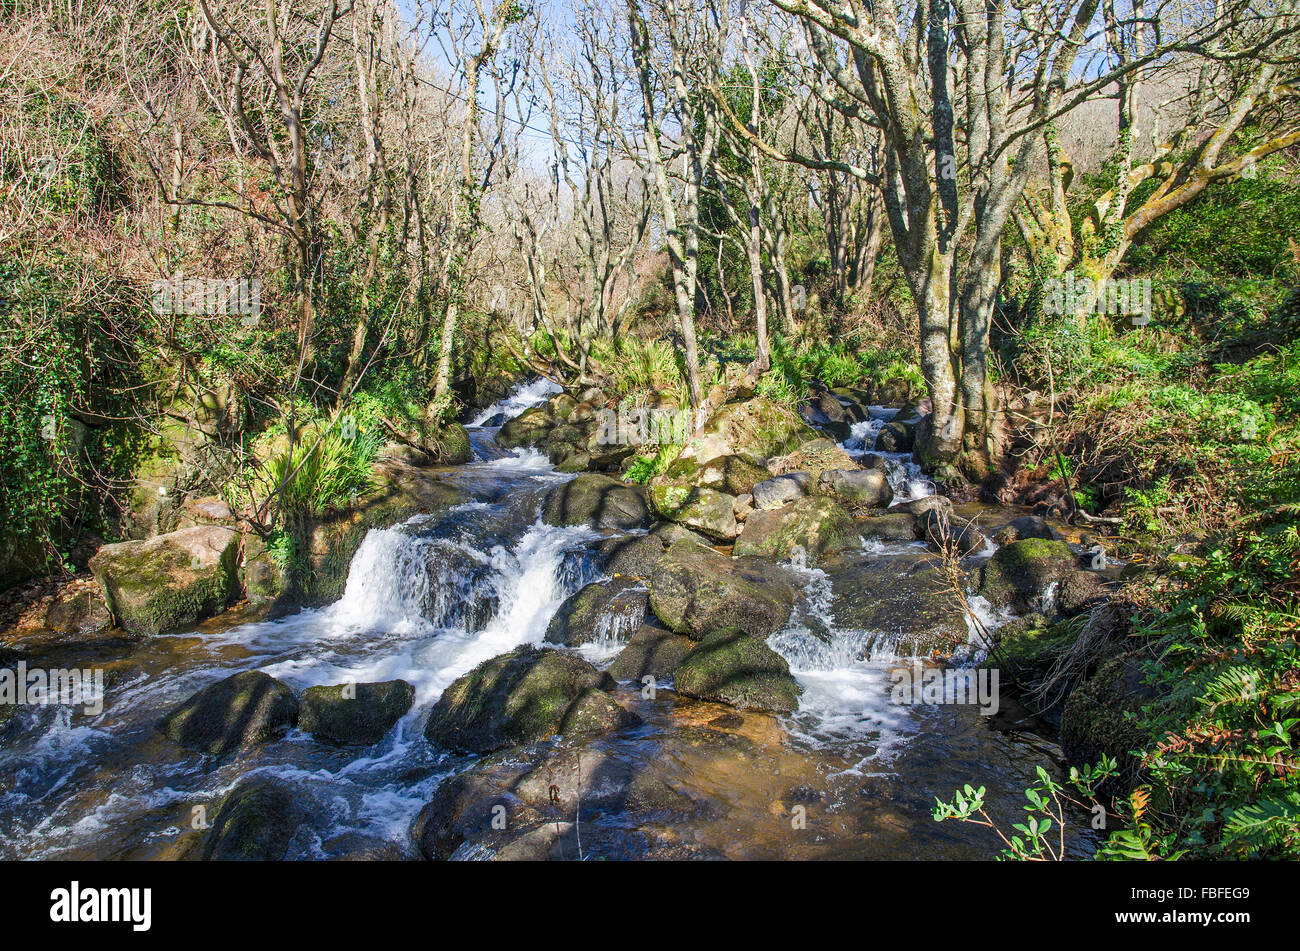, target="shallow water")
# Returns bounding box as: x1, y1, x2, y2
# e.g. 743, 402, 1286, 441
0, 381, 1092, 860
